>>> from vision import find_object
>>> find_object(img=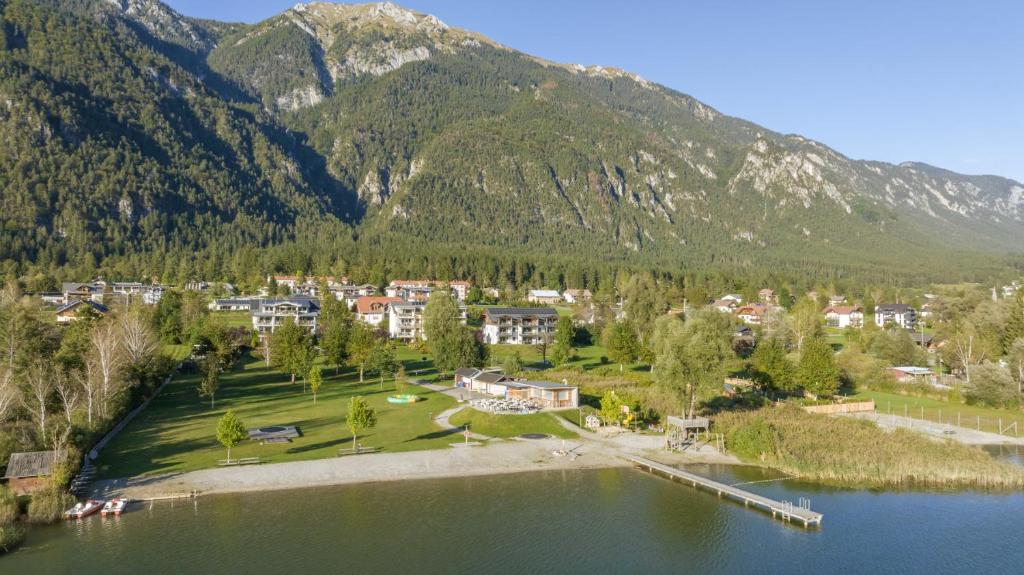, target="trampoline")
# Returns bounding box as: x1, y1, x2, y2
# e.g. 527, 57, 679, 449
519, 433, 550, 440
248, 425, 301, 441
